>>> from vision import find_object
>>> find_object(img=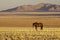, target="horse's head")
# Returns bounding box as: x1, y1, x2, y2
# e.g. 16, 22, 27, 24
33, 22, 37, 27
